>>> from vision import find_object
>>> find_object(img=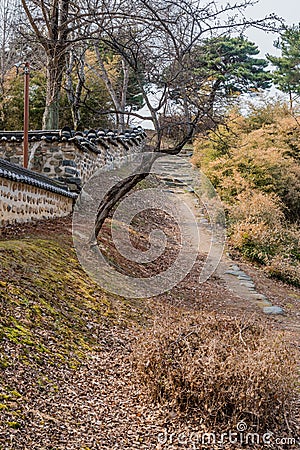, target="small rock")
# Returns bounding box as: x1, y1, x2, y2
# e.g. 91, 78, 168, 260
224, 270, 240, 276
237, 274, 253, 281
263, 306, 284, 315
251, 293, 268, 301
185, 186, 195, 193
256, 299, 273, 308
240, 281, 255, 289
